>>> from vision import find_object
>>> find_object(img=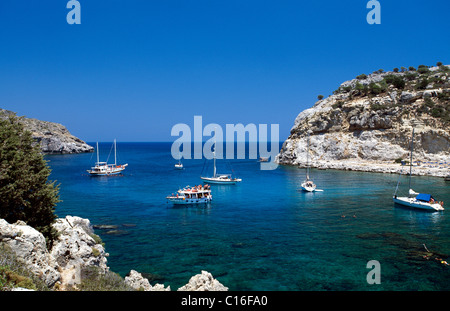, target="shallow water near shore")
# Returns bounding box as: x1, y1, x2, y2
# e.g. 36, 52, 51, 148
46, 142, 450, 290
